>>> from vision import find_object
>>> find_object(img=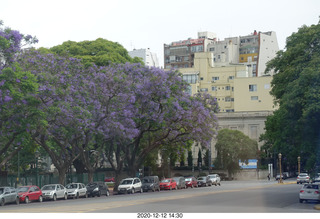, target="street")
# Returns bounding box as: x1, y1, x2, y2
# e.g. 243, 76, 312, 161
0, 180, 319, 213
